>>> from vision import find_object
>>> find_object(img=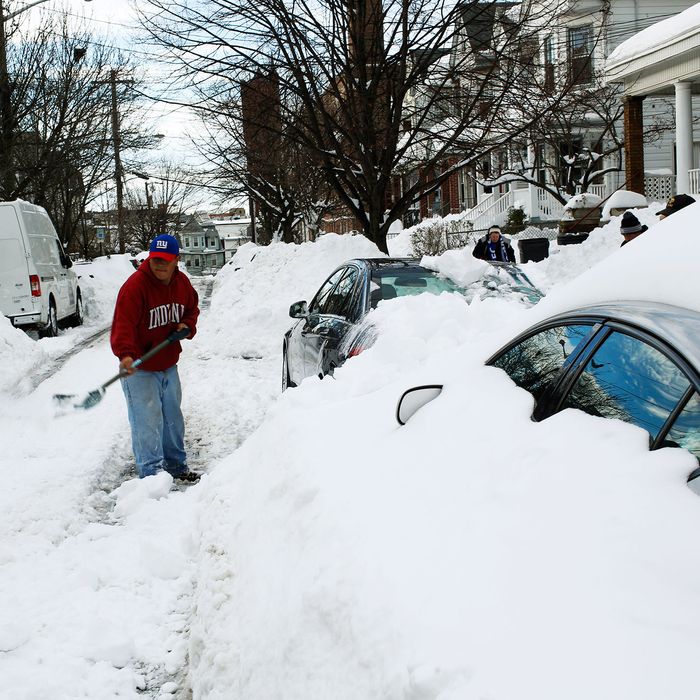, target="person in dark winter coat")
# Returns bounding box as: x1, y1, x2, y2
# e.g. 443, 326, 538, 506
111, 234, 200, 481
656, 193, 695, 219
619, 211, 648, 247
472, 225, 516, 263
